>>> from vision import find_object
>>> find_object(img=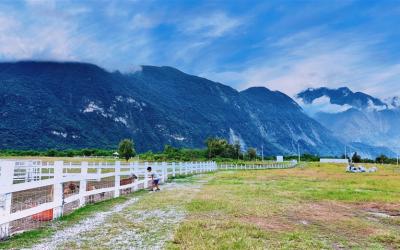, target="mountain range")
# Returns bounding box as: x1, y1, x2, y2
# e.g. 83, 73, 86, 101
0, 61, 396, 158
297, 87, 399, 157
